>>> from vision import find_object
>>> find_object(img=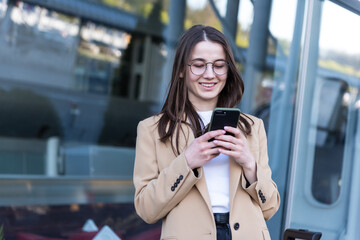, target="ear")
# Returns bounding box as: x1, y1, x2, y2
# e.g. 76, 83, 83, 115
179, 72, 184, 78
